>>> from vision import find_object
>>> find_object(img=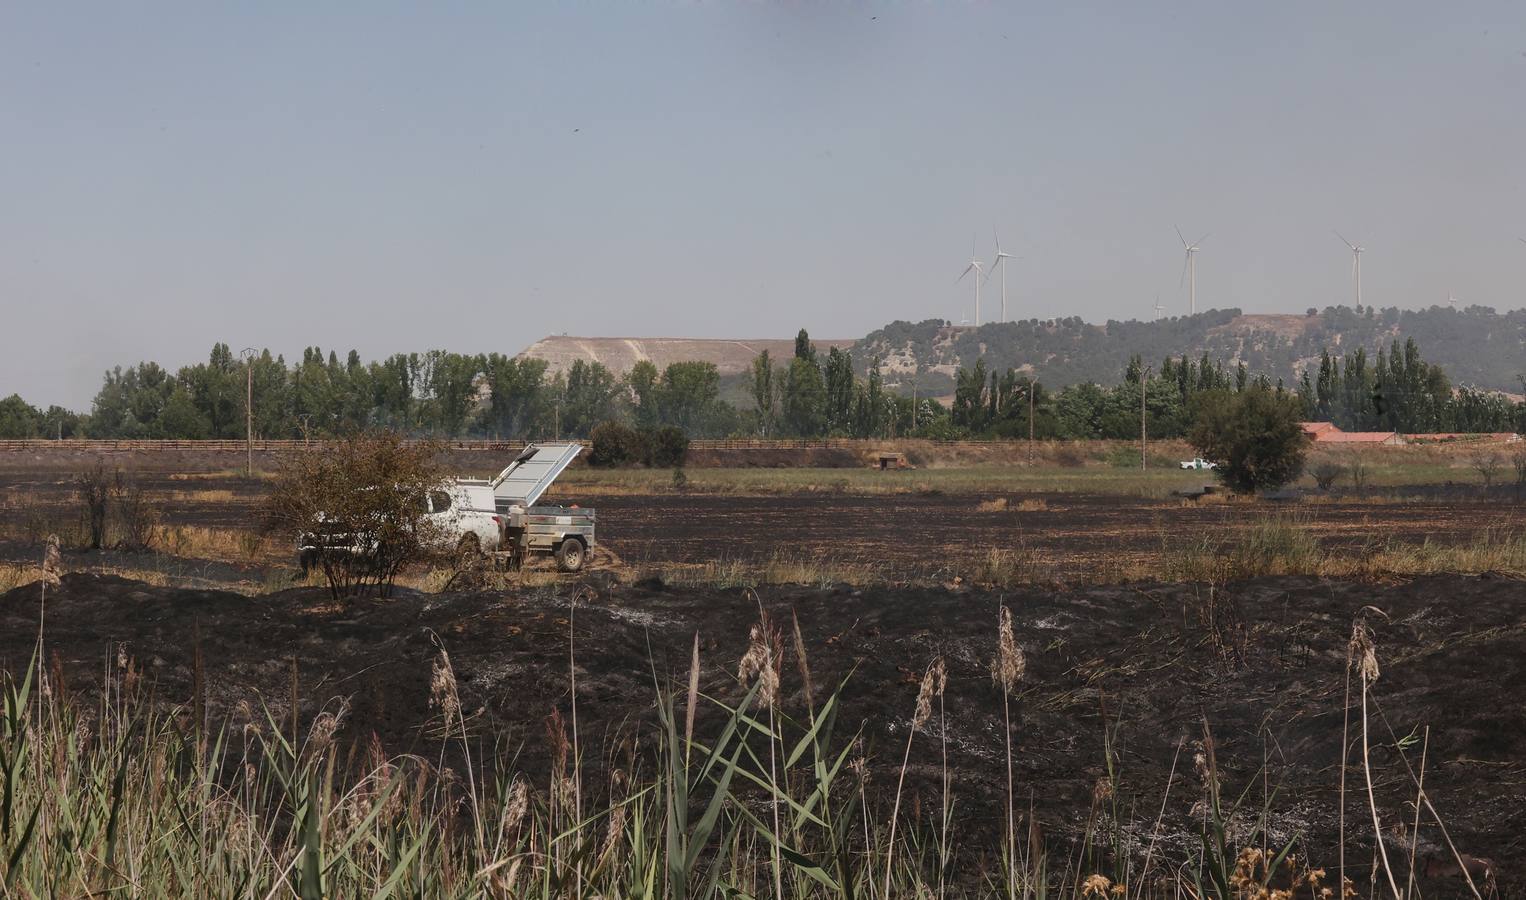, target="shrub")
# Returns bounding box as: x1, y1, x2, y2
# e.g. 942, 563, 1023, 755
1311, 461, 1345, 491
1472, 451, 1502, 487
1348, 451, 1370, 489
588, 421, 648, 467
111, 470, 158, 552
649, 426, 689, 468
74, 463, 113, 550
589, 421, 688, 468
1187, 387, 1308, 494
265, 432, 446, 600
